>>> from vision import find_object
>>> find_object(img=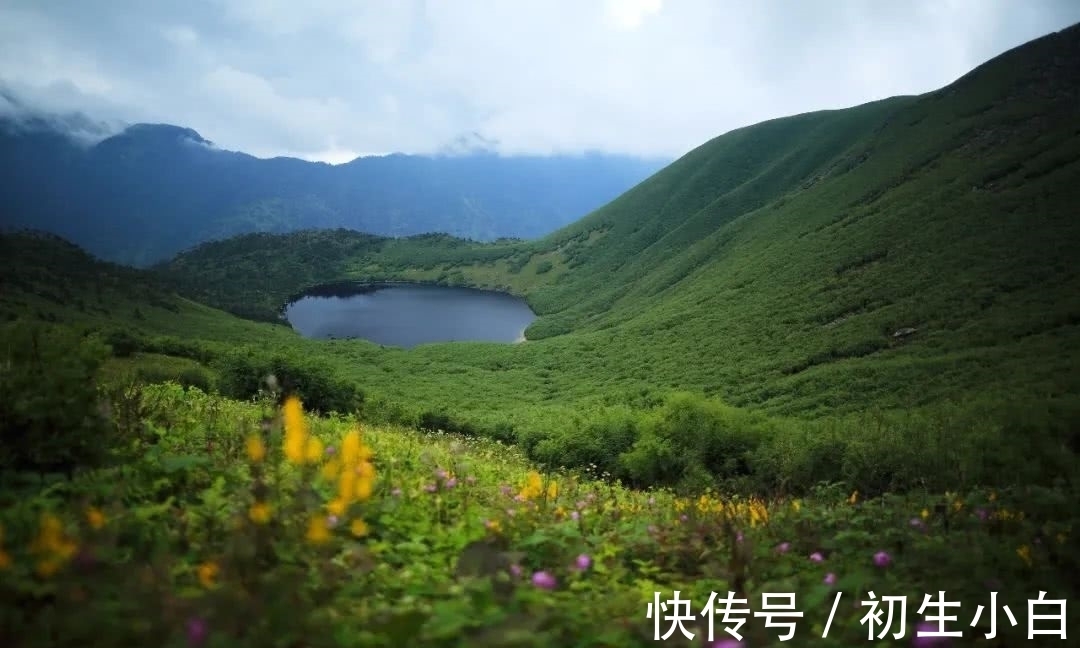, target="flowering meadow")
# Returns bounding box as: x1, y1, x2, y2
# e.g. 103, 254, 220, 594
1, 381, 1077, 647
